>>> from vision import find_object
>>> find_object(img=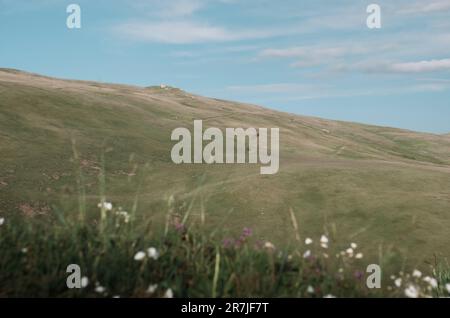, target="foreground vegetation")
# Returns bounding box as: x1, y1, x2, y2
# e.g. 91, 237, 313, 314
1, 199, 449, 298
